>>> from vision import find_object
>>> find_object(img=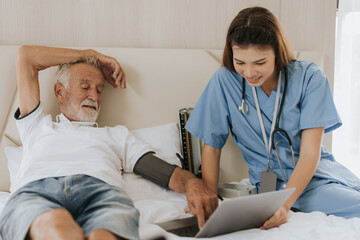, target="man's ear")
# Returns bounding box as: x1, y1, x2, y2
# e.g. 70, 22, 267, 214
54, 83, 66, 103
